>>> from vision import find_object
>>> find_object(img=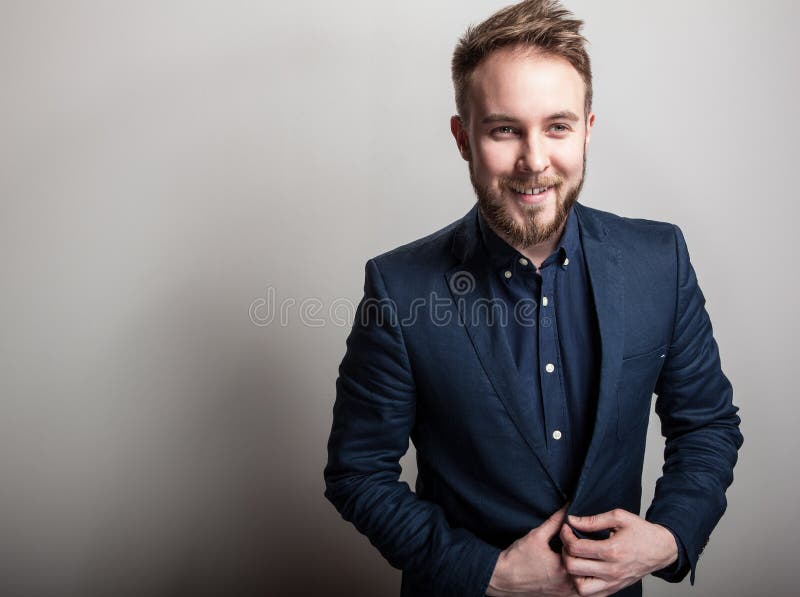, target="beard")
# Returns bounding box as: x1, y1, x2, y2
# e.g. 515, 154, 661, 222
470, 154, 586, 249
